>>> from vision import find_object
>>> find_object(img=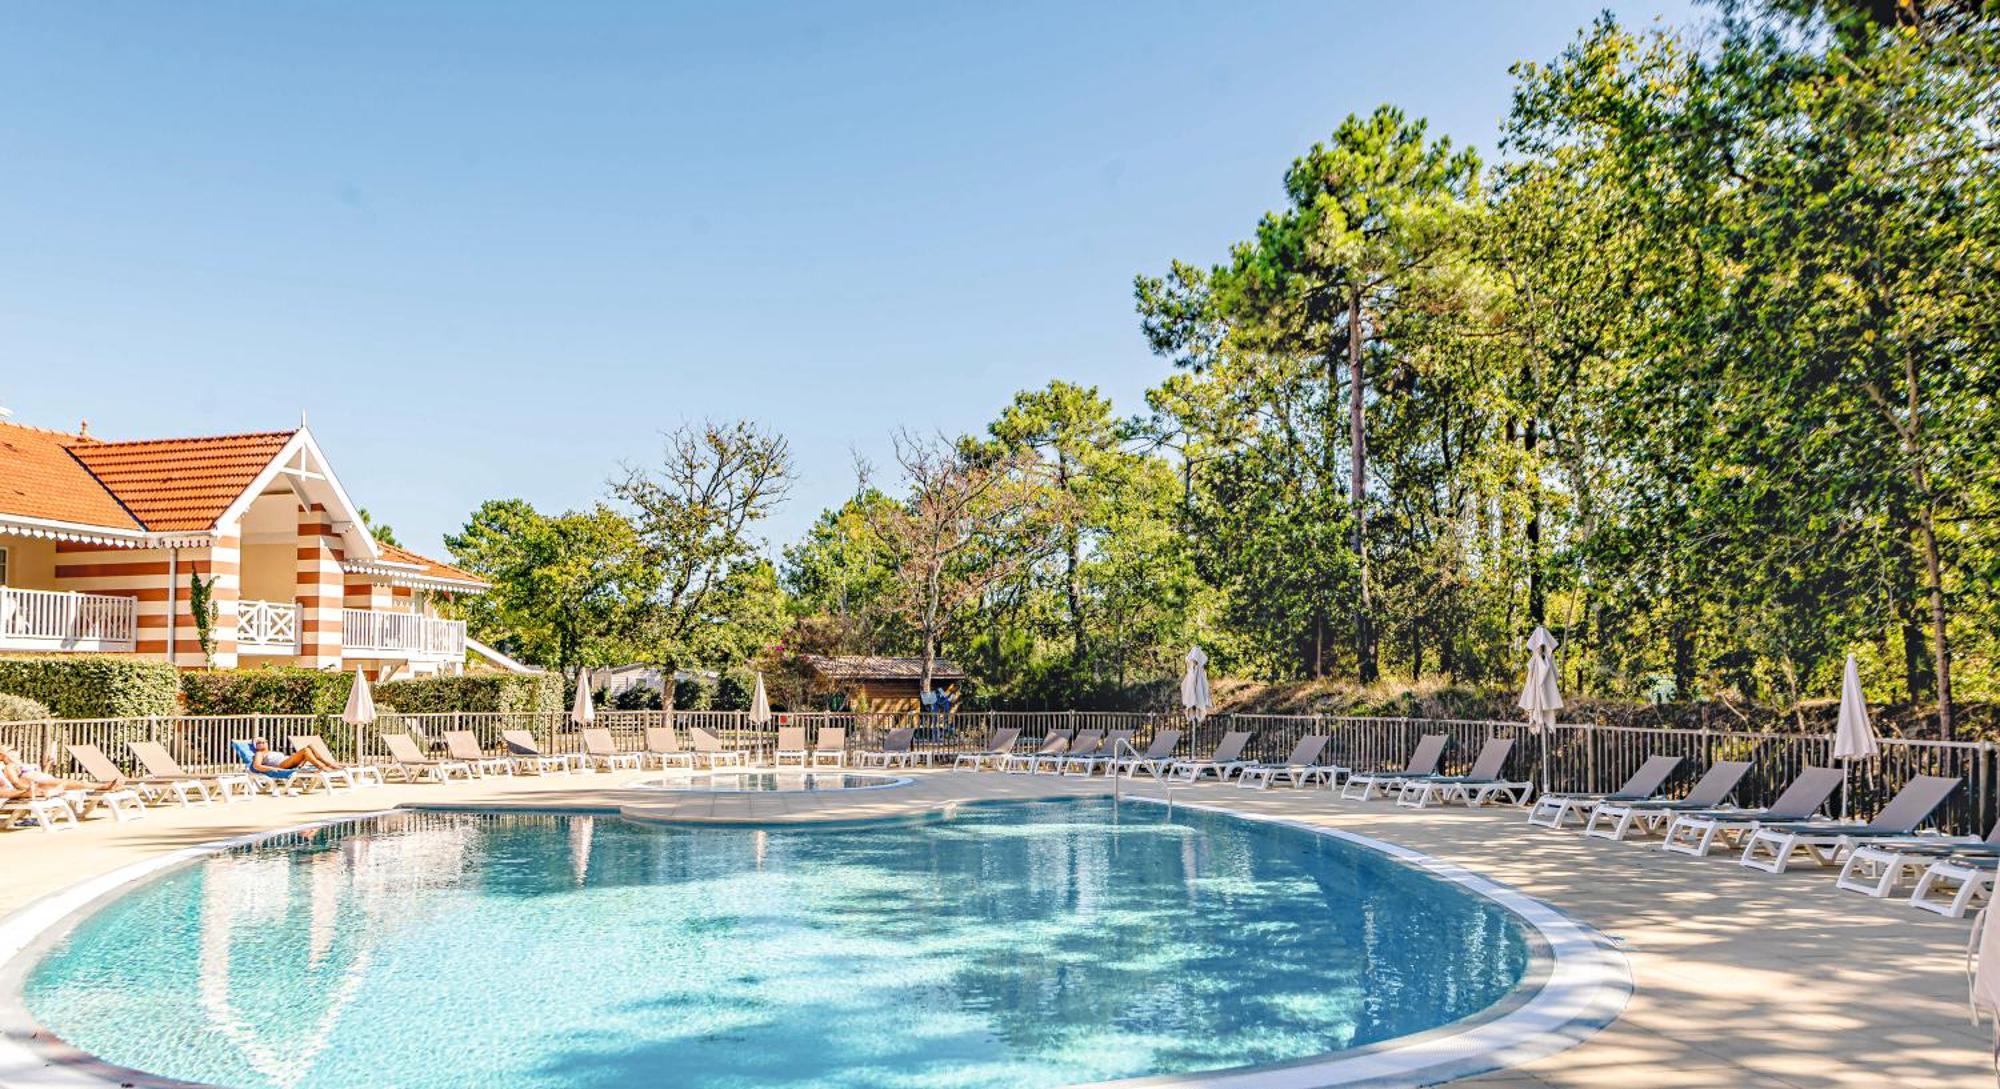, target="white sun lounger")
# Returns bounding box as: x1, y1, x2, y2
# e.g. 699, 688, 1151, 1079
641, 726, 698, 770
1659, 767, 1846, 857
1739, 775, 1961, 873
1236, 736, 1335, 790
443, 731, 517, 776
1036, 730, 1102, 774
286, 734, 384, 789
1340, 735, 1449, 801
773, 726, 810, 767
1910, 856, 1997, 918
952, 728, 1022, 770
1165, 731, 1255, 783
381, 734, 476, 782
687, 727, 752, 768
579, 728, 645, 772
1395, 738, 1523, 808
857, 728, 917, 768
57, 744, 146, 822
128, 741, 255, 804
1000, 731, 1072, 774
1108, 730, 1183, 779
1526, 755, 1681, 829
1584, 760, 1752, 840
501, 730, 581, 774
812, 727, 848, 768
1061, 730, 1135, 776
